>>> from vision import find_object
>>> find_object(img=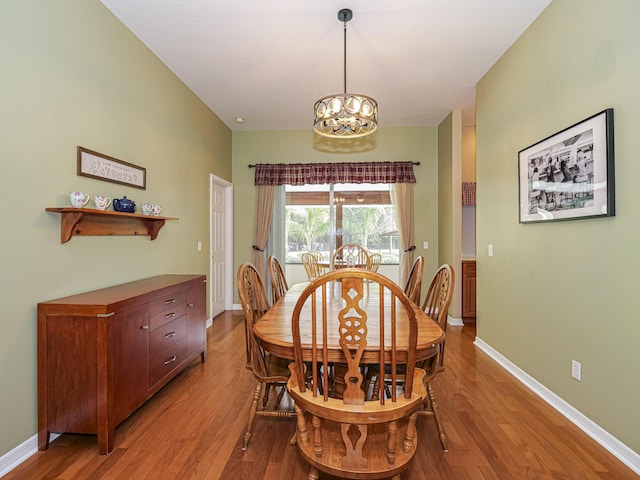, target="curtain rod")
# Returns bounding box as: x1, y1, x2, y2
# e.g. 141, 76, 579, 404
248, 162, 420, 168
